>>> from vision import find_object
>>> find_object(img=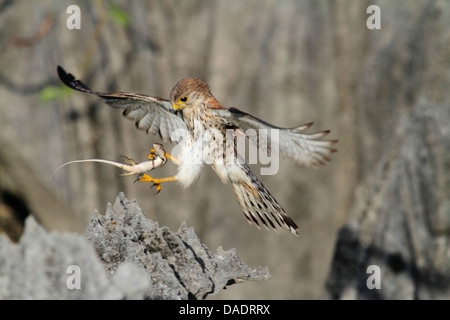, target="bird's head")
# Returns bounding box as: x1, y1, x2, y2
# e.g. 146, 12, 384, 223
170, 77, 212, 112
